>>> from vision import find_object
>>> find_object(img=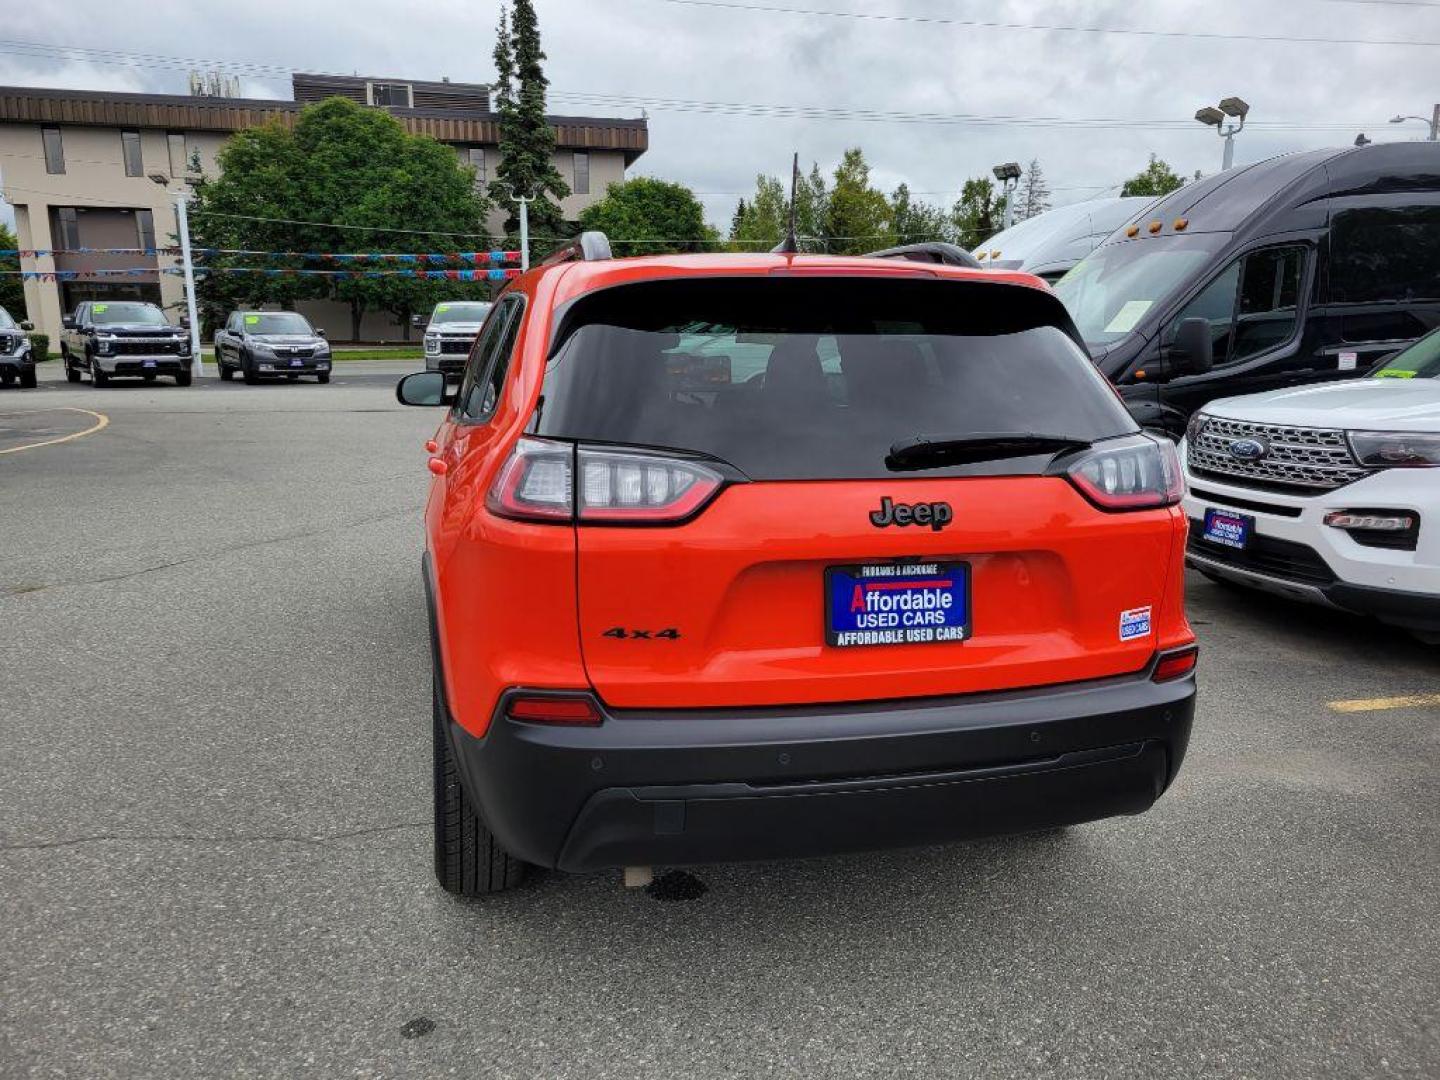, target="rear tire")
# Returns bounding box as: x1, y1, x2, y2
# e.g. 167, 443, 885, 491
63, 350, 80, 383
219, 362, 234, 381
433, 673, 526, 896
